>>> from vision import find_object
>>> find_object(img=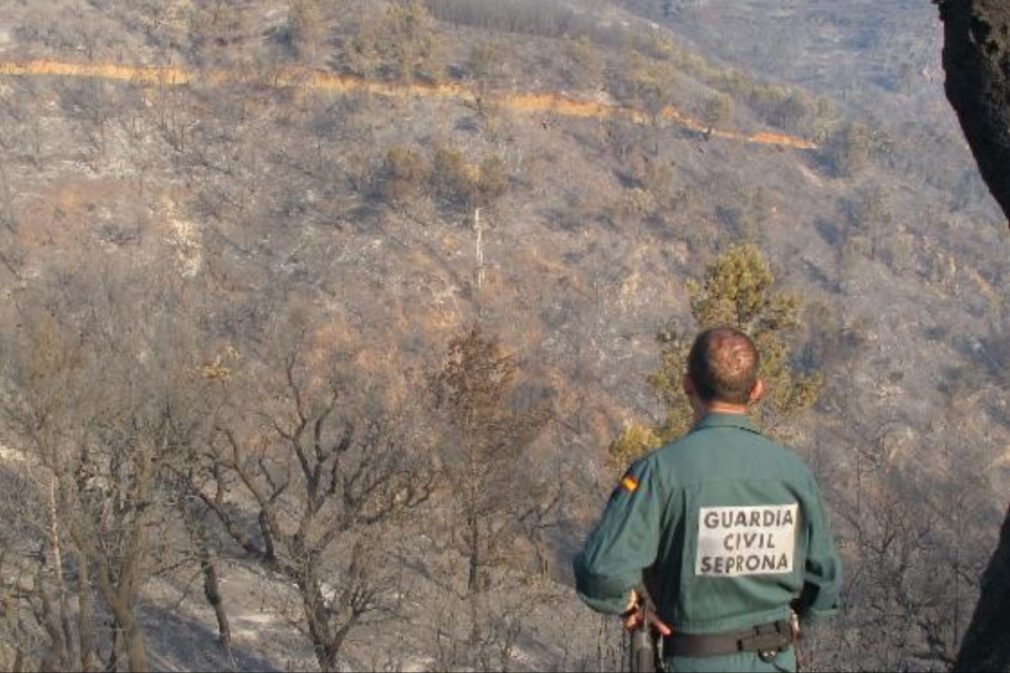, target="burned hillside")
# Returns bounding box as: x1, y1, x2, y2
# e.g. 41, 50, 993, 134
0, 1, 1007, 671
